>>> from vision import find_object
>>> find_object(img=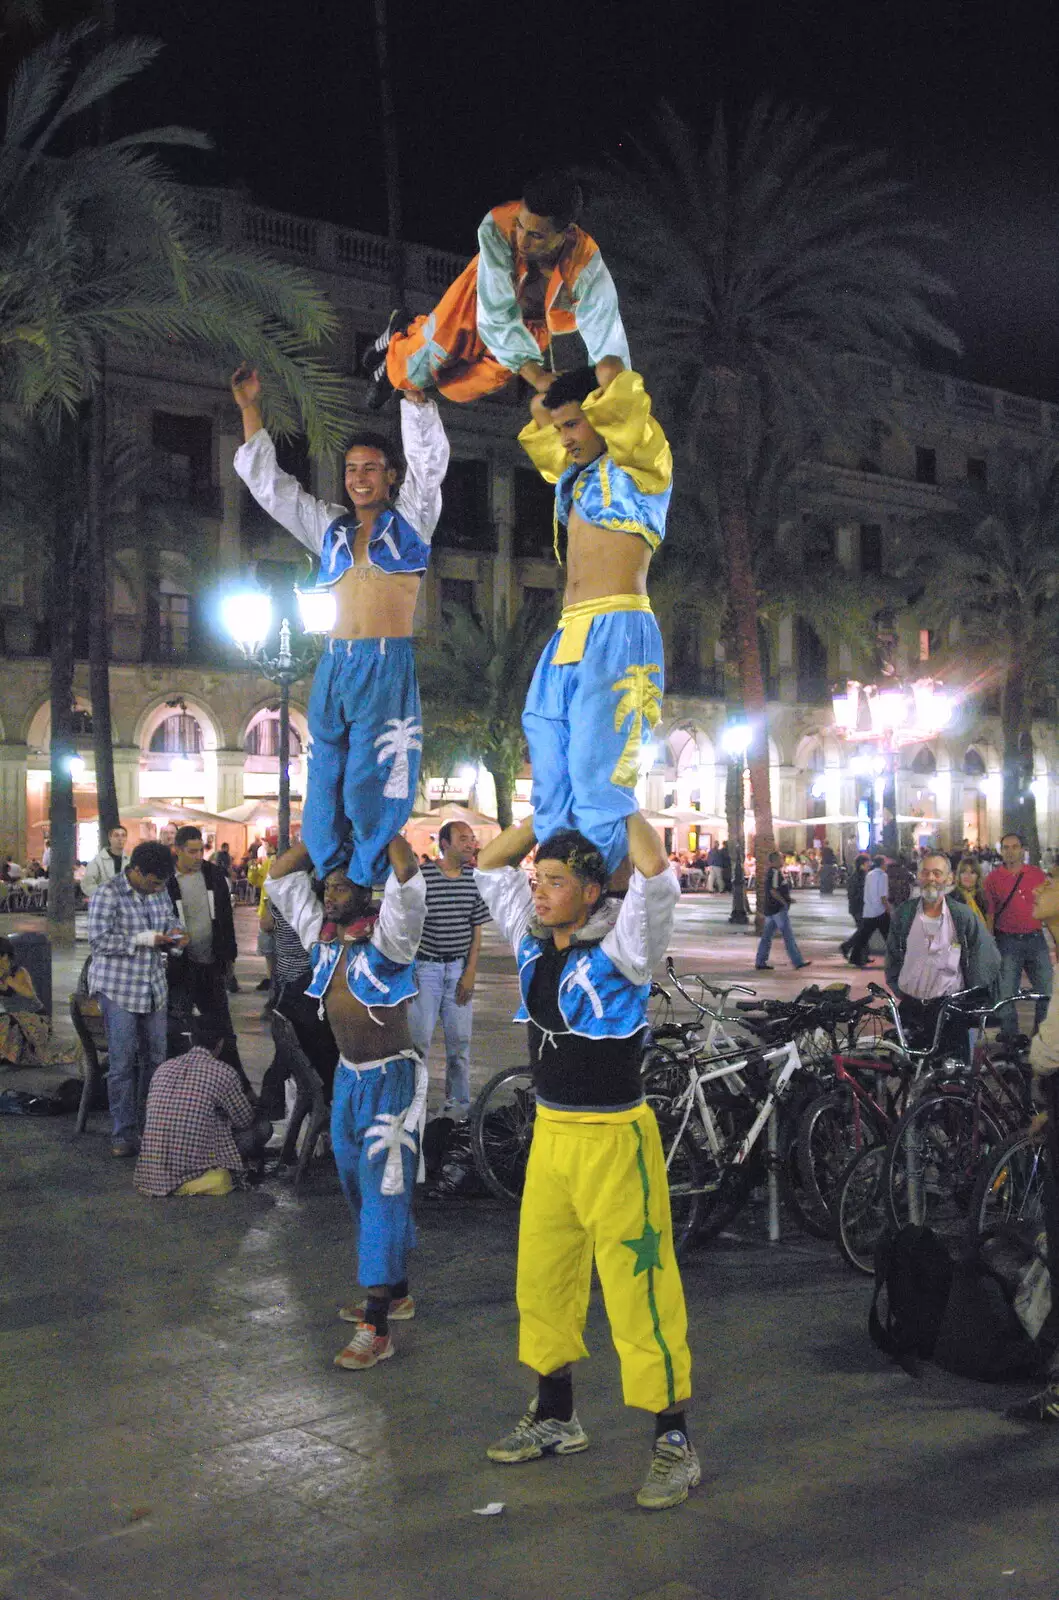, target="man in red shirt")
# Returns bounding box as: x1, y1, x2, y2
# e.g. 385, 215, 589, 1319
983, 832, 1053, 1038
